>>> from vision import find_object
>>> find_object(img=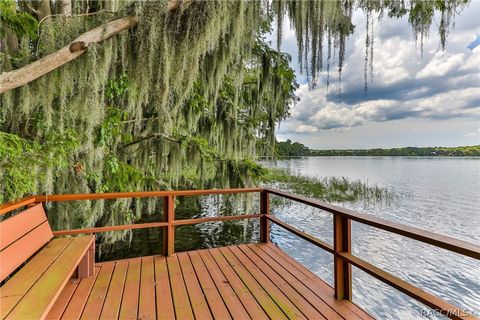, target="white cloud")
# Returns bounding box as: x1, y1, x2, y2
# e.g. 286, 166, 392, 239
416, 52, 464, 79
275, 1, 480, 147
